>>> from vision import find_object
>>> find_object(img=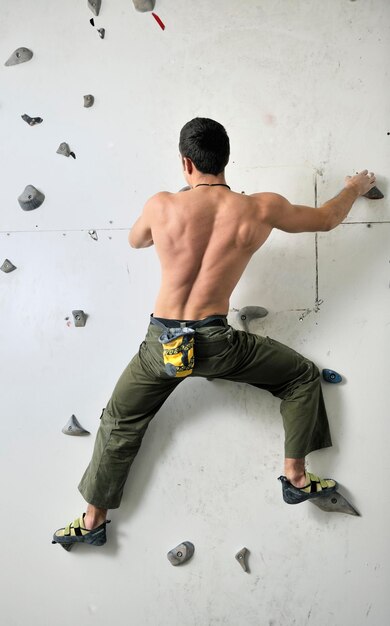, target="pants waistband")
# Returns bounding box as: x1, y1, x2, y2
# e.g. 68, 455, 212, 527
150, 314, 228, 329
